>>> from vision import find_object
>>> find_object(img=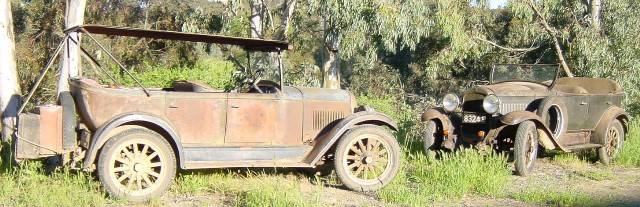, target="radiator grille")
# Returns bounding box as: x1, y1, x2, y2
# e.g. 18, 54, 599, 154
499, 103, 527, 114
313, 110, 344, 130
